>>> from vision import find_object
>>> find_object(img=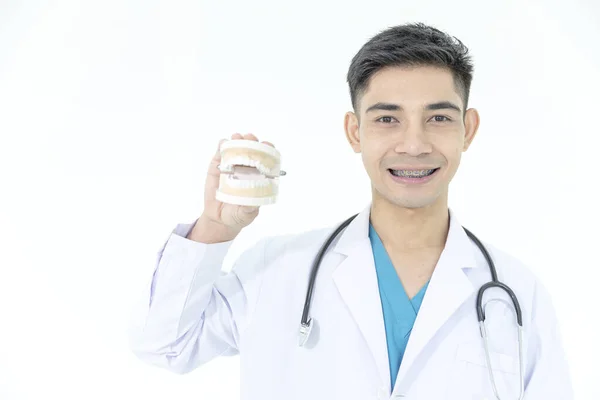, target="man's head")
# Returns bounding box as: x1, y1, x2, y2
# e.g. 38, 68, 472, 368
344, 23, 480, 211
